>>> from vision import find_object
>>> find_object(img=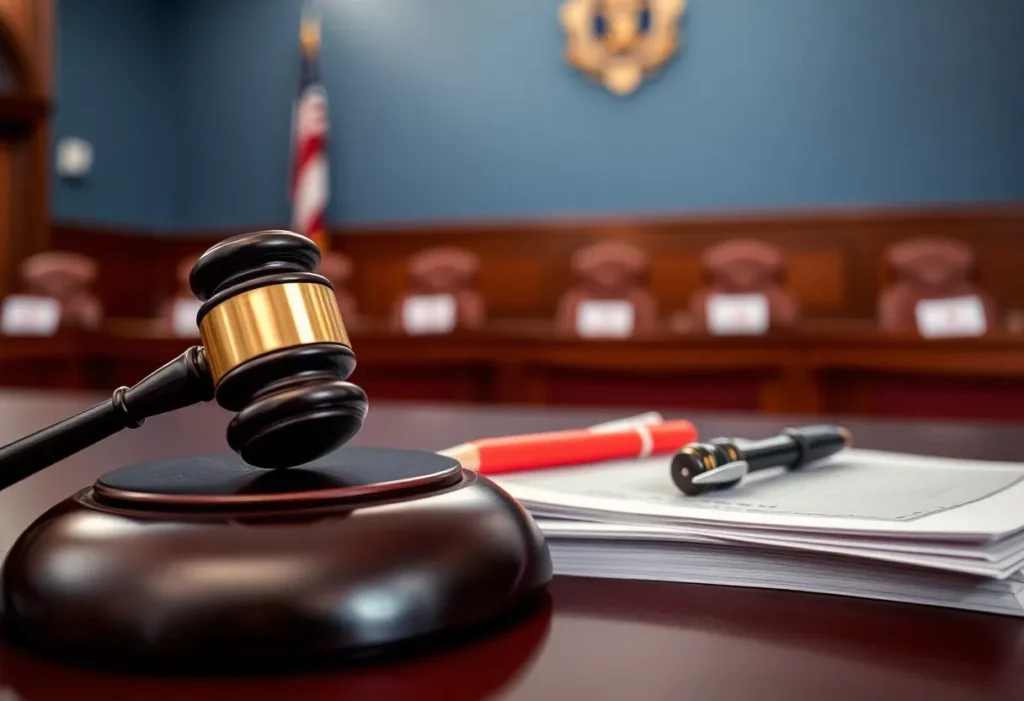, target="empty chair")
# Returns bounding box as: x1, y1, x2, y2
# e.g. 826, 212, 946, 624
689, 239, 798, 335
556, 240, 657, 338
318, 251, 359, 327
879, 238, 995, 337
10, 251, 103, 331
162, 249, 358, 336
392, 247, 484, 334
